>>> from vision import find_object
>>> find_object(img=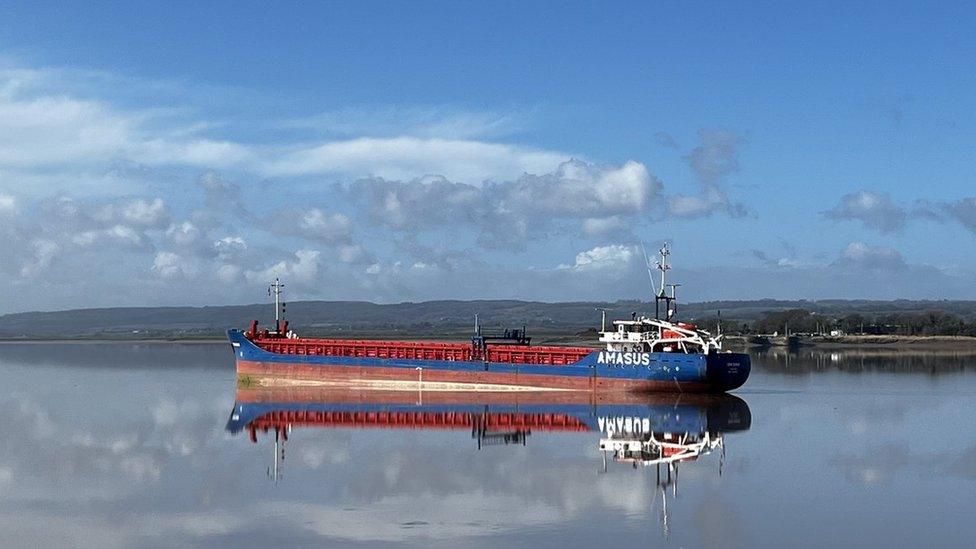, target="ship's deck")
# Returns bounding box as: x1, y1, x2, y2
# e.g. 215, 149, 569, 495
251, 336, 595, 366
